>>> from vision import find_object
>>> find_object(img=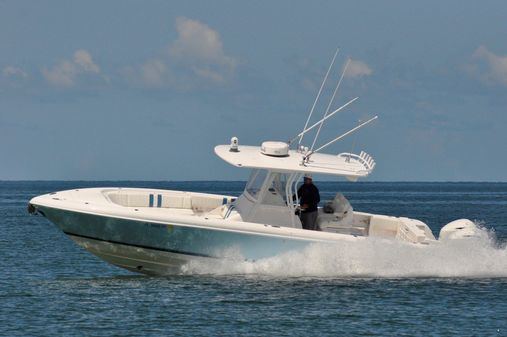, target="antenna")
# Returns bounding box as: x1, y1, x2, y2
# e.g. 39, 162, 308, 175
298, 47, 339, 148
310, 58, 351, 151
288, 97, 358, 145
304, 116, 378, 161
